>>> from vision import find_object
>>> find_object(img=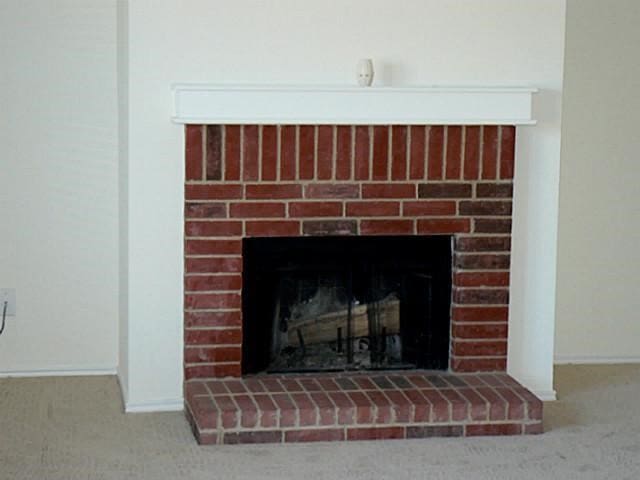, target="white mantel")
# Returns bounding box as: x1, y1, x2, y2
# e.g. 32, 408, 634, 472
171, 84, 537, 125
